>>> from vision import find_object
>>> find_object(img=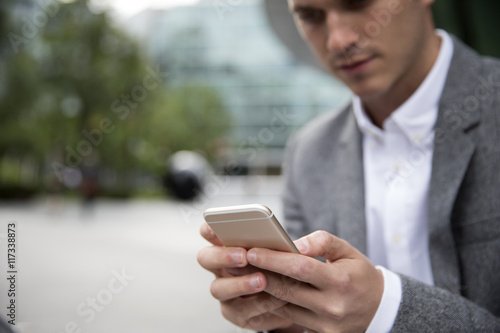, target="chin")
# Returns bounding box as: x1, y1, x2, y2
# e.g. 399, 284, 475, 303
332, 70, 380, 97
349, 84, 386, 100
